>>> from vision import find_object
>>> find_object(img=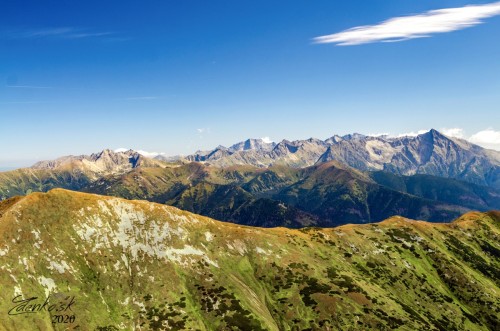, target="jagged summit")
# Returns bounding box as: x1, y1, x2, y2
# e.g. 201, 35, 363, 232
180, 130, 500, 189
31, 148, 166, 178
228, 138, 276, 152
186, 138, 276, 163
340, 132, 367, 141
